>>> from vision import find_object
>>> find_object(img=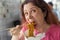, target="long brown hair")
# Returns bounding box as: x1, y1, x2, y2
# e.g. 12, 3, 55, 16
20, 0, 59, 24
